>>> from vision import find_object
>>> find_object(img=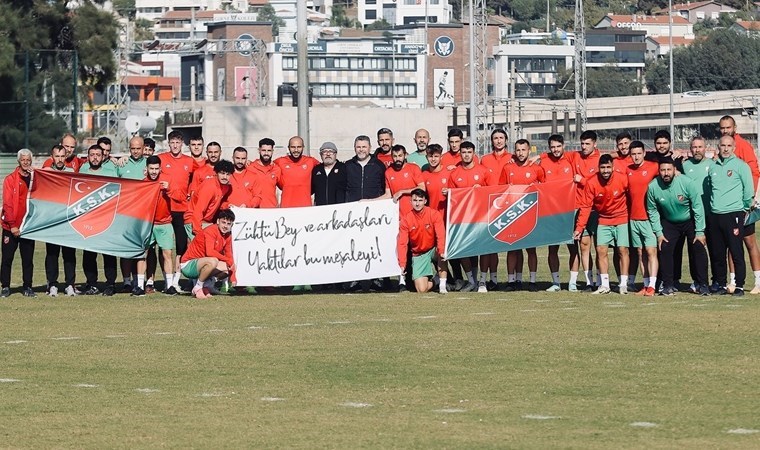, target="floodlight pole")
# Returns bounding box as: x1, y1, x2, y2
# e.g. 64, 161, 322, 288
297, 0, 310, 153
